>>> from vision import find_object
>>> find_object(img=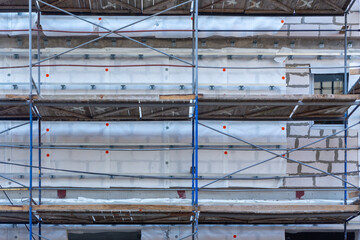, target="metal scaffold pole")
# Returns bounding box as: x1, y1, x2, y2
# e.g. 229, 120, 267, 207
191, 0, 196, 210
36, 1, 41, 95
343, 11, 349, 240
191, 1, 195, 239
38, 119, 42, 240
28, 0, 33, 240
191, 116, 195, 238
191, 0, 199, 239
35, 2, 42, 239
194, 0, 199, 239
